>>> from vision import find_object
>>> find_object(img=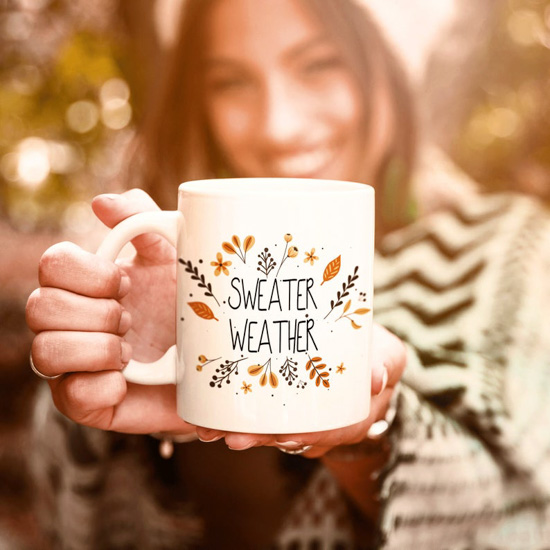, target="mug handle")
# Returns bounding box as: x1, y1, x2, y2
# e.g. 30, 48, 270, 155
96, 211, 183, 385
